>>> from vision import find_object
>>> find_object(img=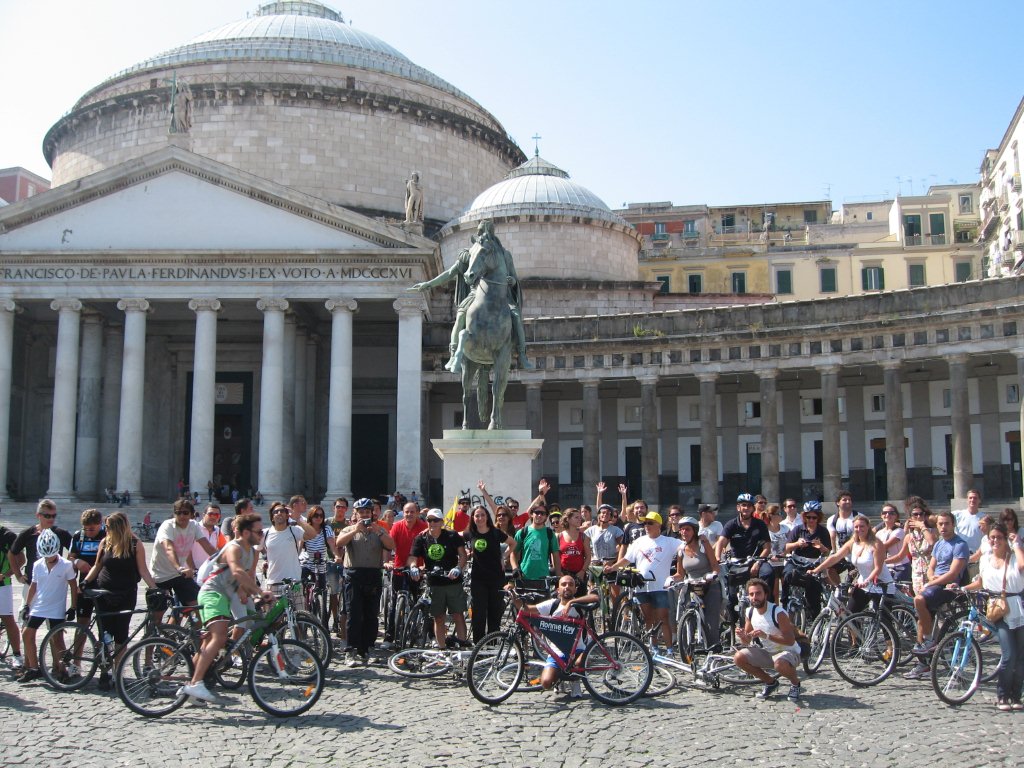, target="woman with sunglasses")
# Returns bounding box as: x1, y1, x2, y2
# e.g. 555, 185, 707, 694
300, 505, 338, 609
1000, 508, 1024, 541
876, 504, 909, 583
887, 500, 936, 594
